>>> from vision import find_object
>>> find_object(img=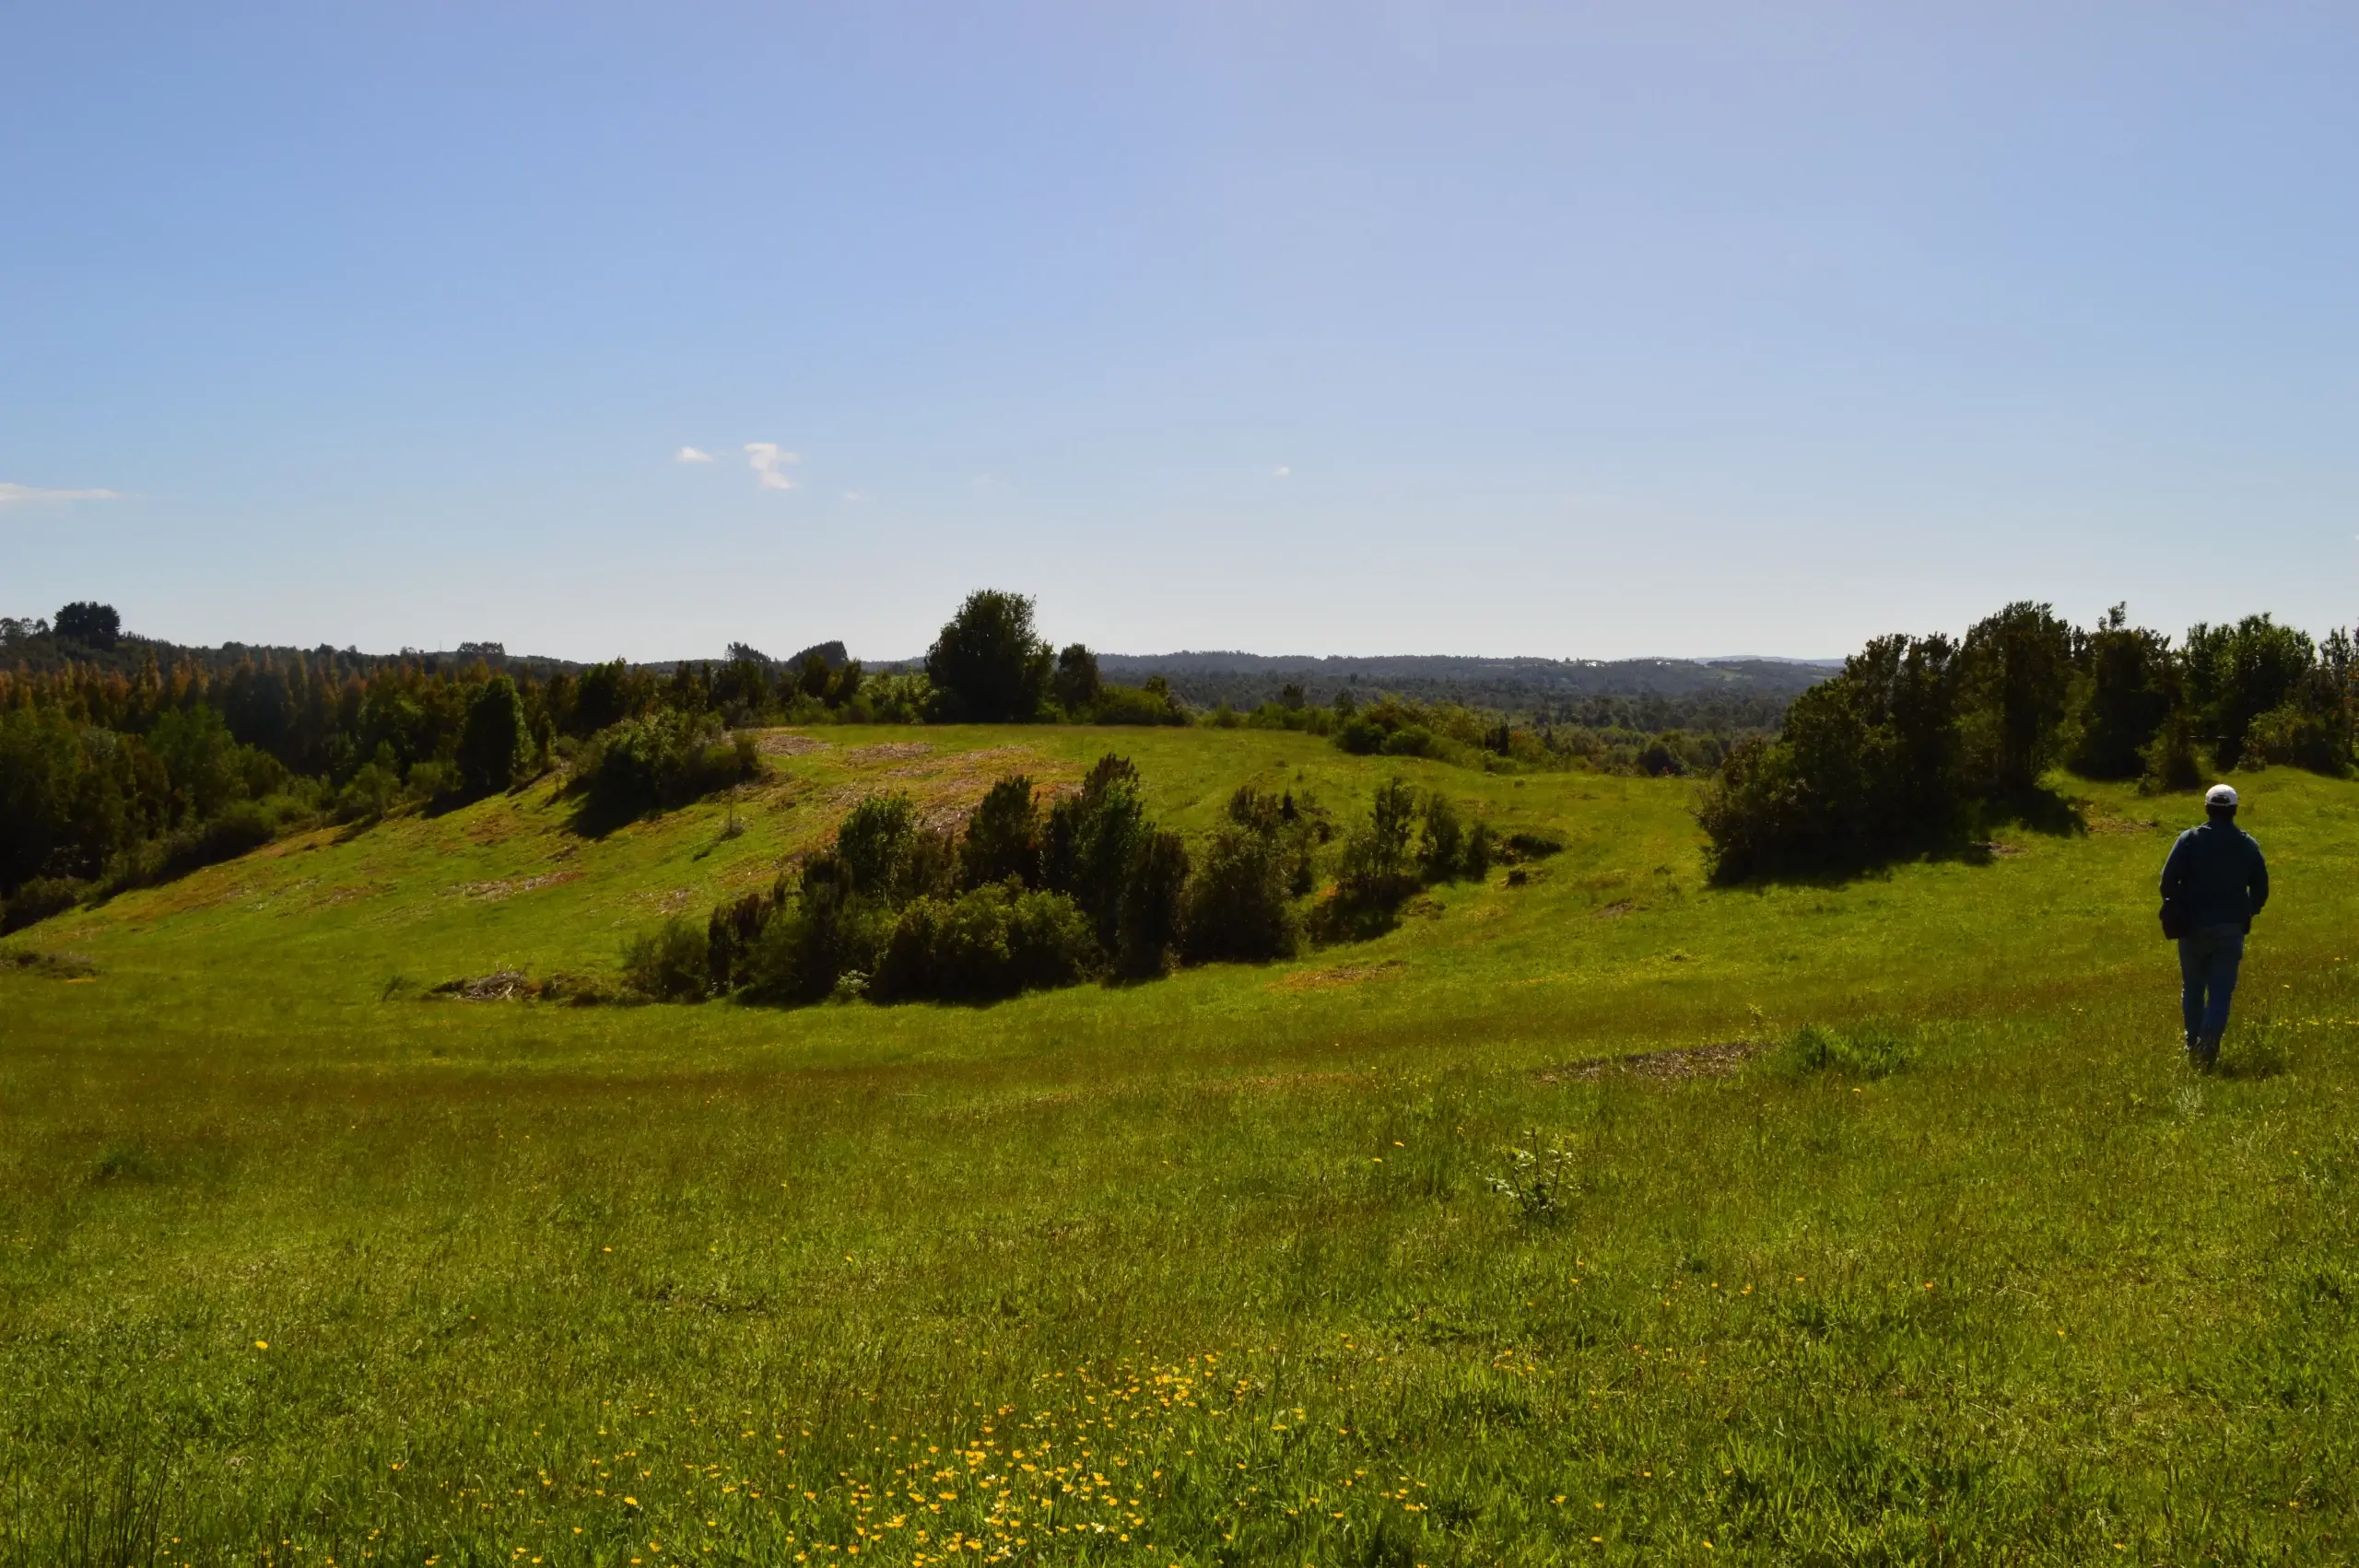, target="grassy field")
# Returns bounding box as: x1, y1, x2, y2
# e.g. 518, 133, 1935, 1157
5, 726, 2357, 1566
